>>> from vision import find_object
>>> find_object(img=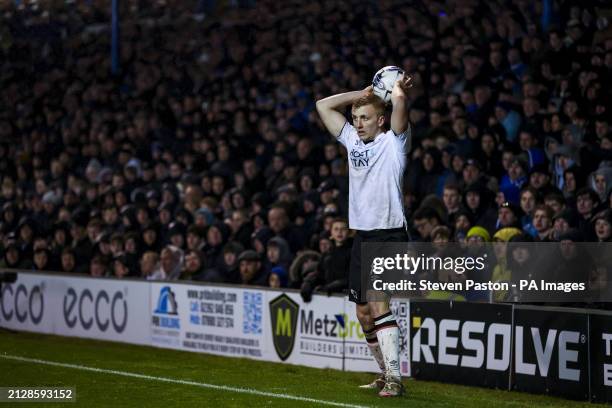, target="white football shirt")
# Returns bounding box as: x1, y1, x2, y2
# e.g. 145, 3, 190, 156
336, 122, 411, 231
